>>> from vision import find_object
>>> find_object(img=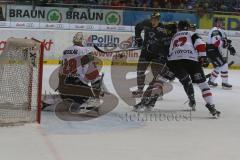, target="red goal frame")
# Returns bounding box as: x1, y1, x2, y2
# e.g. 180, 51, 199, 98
36, 40, 44, 124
